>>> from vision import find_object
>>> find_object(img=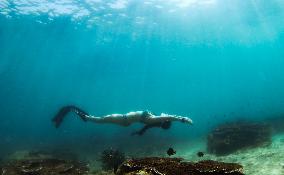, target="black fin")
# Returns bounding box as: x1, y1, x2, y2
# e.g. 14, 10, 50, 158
52, 105, 89, 128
